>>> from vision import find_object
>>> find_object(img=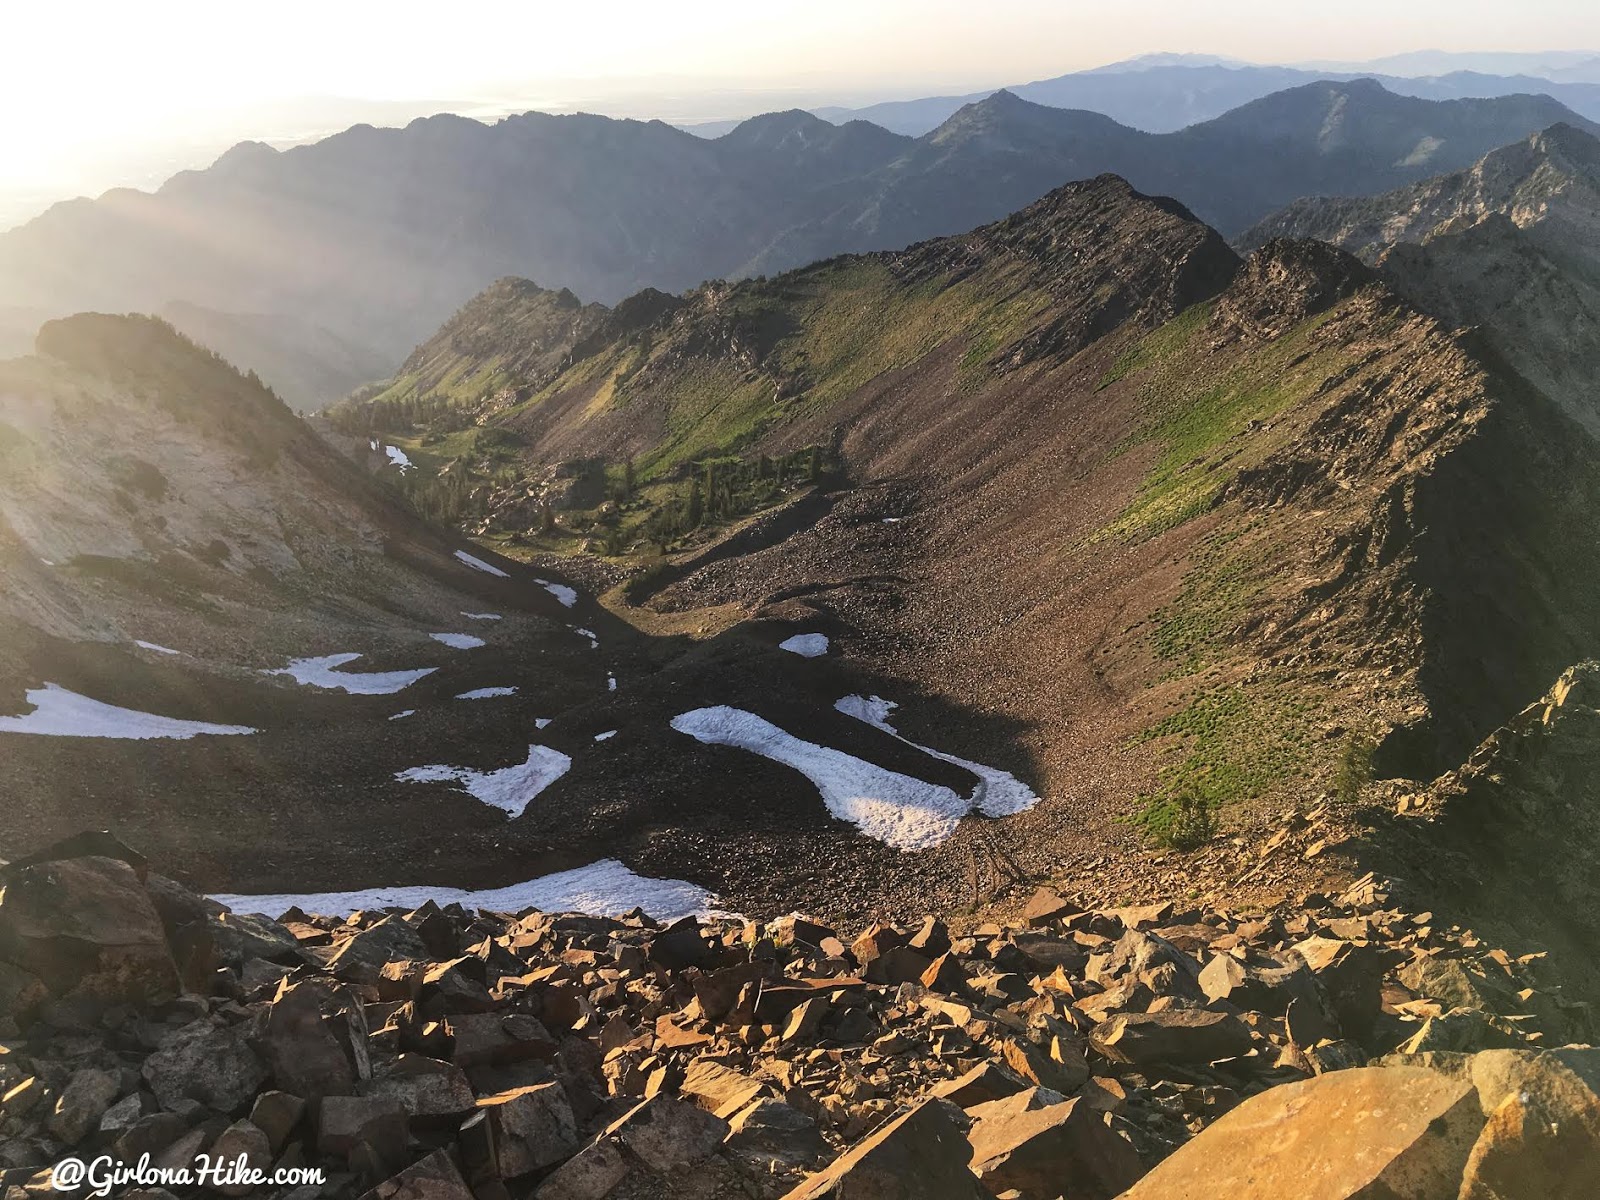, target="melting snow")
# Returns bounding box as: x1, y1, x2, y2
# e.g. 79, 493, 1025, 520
537, 579, 578, 607
671, 705, 968, 851
431, 633, 486, 650
457, 687, 517, 700
836, 694, 1040, 817
462, 612, 503, 621
455, 550, 509, 578
396, 744, 572, 818
266, 654, 436, 696
594, 730, 617, 742
134, 641, 180, 655
0, 684, 256, 740
212, 858, 716, 921
390, 710, 416, 721
385, 445, 414, 472
779, 633, 830, 658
